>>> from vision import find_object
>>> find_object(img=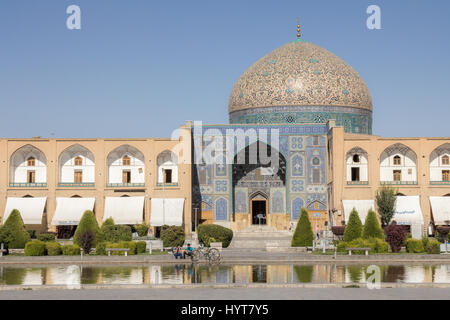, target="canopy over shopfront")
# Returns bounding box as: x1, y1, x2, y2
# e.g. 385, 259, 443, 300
2, 197, 47, 225
150, 198, 185, 227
